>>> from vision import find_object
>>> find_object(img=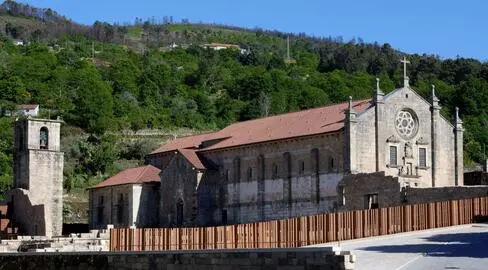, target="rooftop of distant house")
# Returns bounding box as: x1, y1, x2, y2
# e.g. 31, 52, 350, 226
18, 104, 39, 110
